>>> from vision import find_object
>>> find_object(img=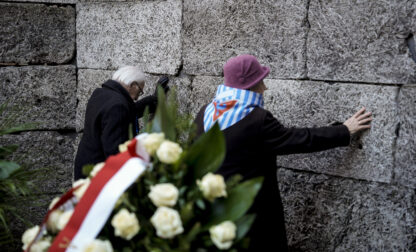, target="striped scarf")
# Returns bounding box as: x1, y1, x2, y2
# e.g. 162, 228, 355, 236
204, 84, 264, 131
